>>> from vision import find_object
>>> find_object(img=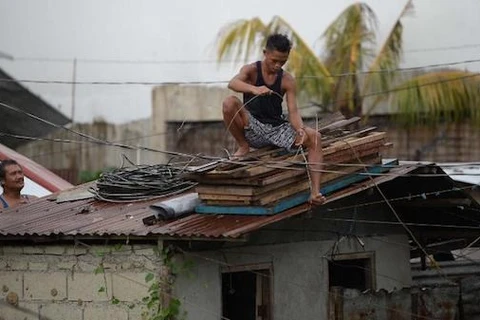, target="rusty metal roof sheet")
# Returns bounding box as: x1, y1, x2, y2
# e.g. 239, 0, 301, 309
0, 165, 419, 240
